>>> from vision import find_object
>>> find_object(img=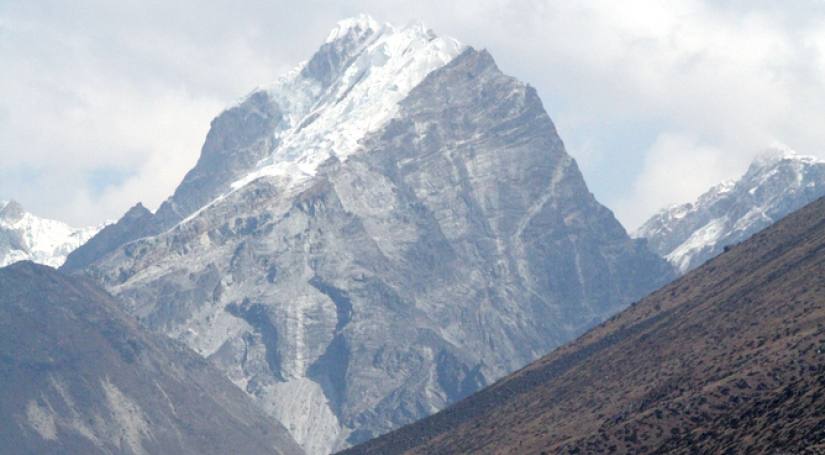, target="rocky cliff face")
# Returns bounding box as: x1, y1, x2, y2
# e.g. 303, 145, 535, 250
75, 16, 673, 454
637, 147, 825, 273
0, 262, 302, 455
0, 200, 102, 268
